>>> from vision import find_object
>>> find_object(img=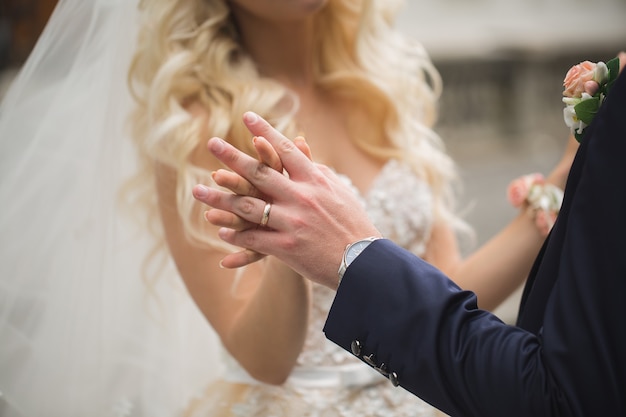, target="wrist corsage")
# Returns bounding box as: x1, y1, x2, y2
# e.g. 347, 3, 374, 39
562, 56, 621, 142
507, 173, 564, 237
